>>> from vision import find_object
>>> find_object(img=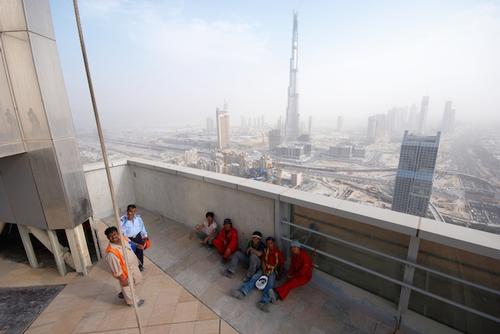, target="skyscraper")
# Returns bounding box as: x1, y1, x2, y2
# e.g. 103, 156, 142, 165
268, 129, 282, 151
441, 101, 456, 133
367, 114, 386, 143
408, 104, 418, 131
417, 96, 429, 134
206, 117, 214, 132
337, 116, 343, 132
216, 102, 230, 149
284, 12, 300, 141
308, 115, 312, 135
392, 131, 441, 217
